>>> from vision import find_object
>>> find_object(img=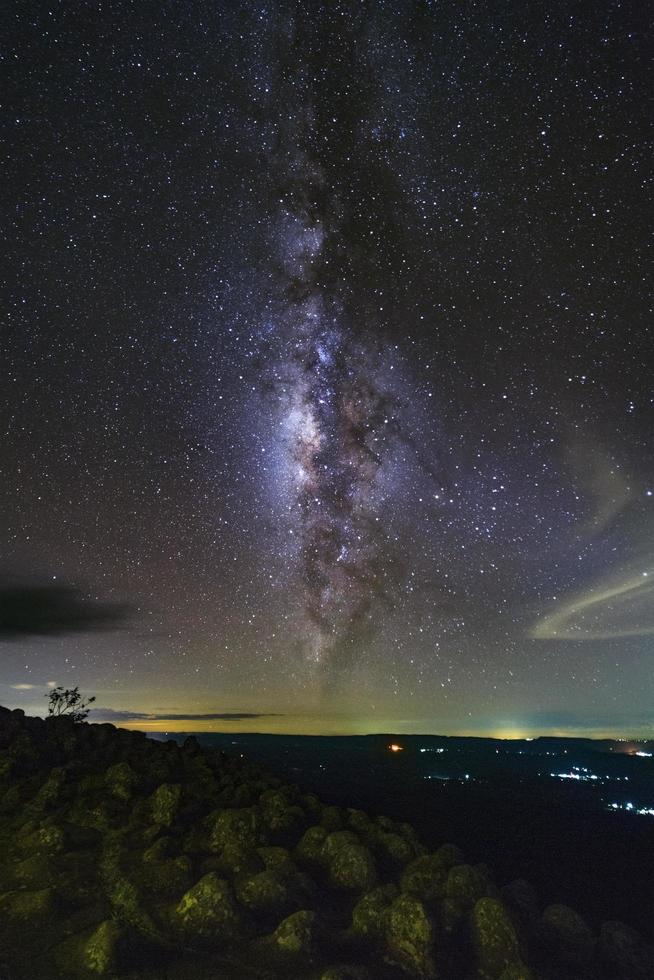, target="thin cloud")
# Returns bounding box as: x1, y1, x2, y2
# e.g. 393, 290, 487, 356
90, 708, 282, 722
0, 582, 130, 640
